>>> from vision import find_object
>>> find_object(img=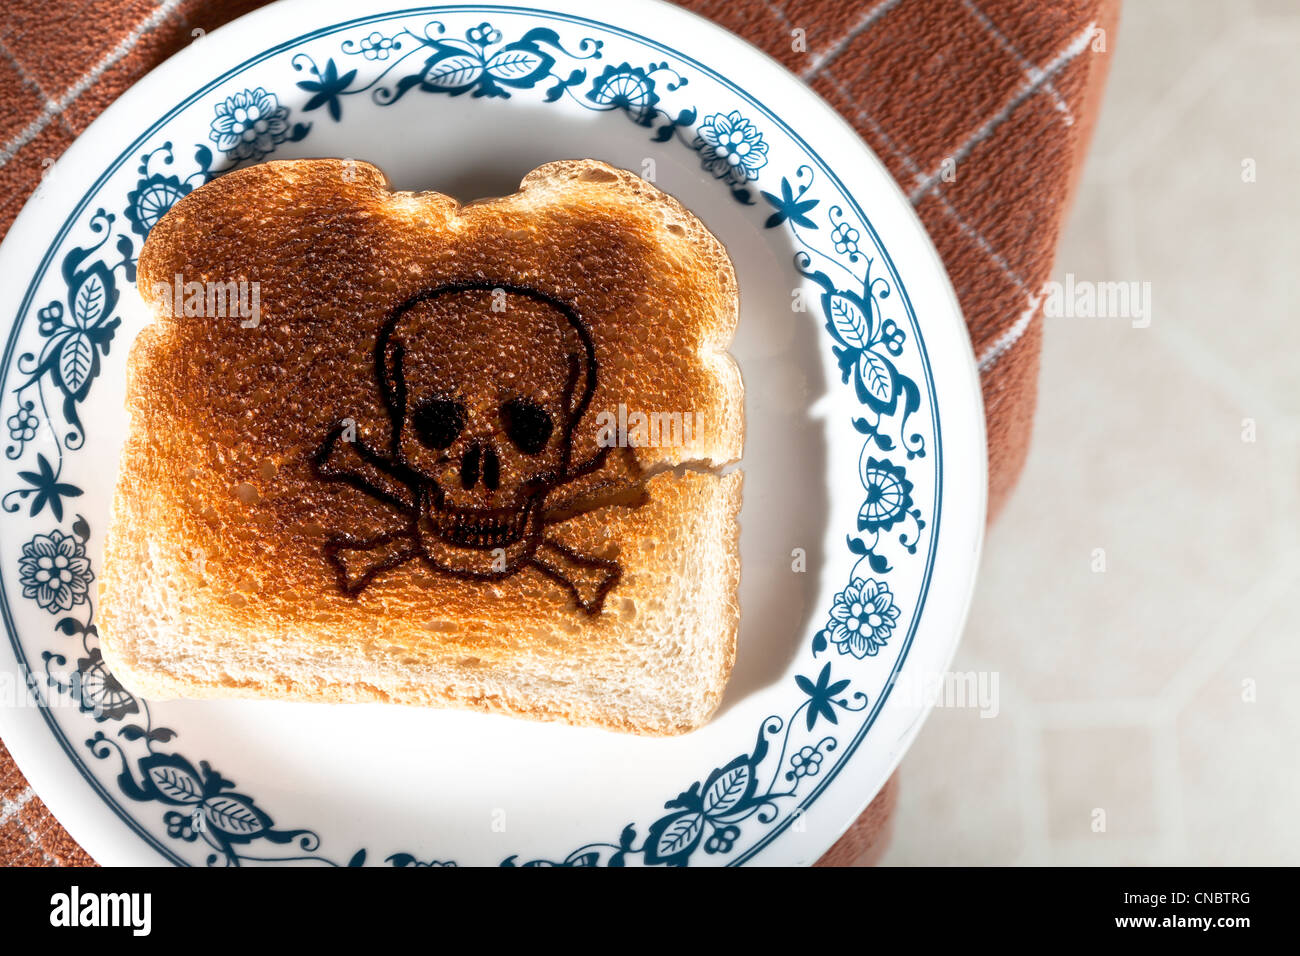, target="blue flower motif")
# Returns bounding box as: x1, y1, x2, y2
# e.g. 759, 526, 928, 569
879, 318, 906, 356
704, 824, 740, 854
13, 455, 83, 521
832, 221, 860, 256
124, 173, 191, 238
858, 457, 913, 533
359, 31, 396, 60
825, 576, 900, 659
761, 174, 819, 229
467, 22, 503, 46
796, 663, 851, 731
36, 302, 63, 335
164, 810, 200, 842
70, 647, 139, 722
18, 529, 93, 613
587, 63, 660, 125
7, 405, 37, 442
790, 745, 823, 778
694, 110, 769, 186
209, 88, 292, 161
